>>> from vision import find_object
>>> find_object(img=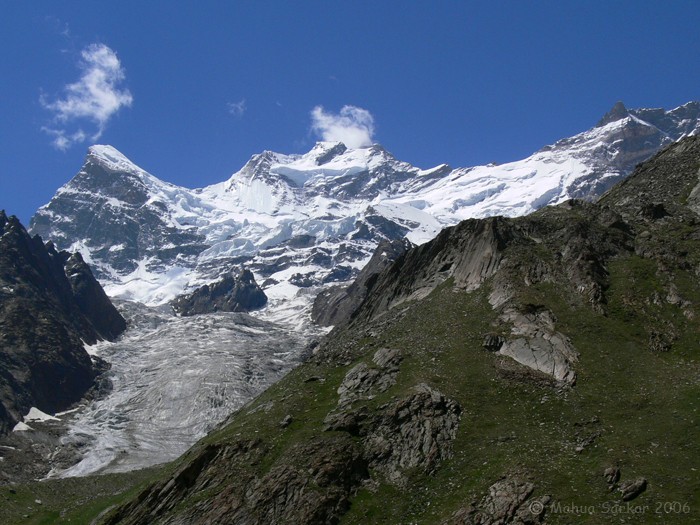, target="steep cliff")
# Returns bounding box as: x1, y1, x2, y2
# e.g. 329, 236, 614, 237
0, 212, 126, 434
